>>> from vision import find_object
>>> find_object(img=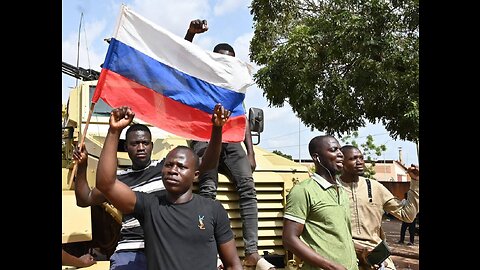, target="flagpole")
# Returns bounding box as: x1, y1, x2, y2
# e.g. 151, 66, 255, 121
68, 102, 97, 189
